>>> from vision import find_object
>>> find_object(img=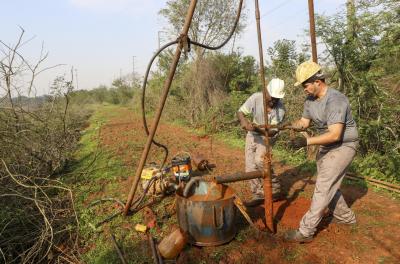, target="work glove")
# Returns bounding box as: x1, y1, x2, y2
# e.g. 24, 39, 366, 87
289, 136, 307, 149
241, 121, 254, 131
277, 123, 291, 130
267, 129, 279, 137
